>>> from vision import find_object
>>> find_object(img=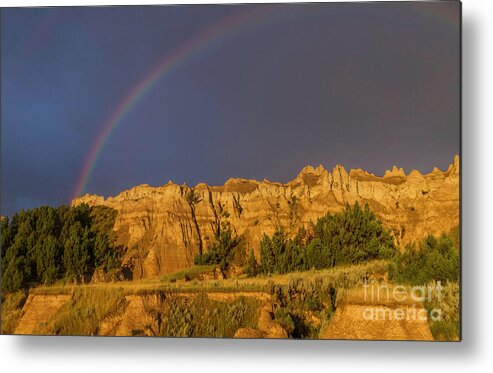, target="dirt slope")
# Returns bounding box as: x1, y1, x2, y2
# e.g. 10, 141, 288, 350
319, 304, 434, 340
14, 294, 70, 335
